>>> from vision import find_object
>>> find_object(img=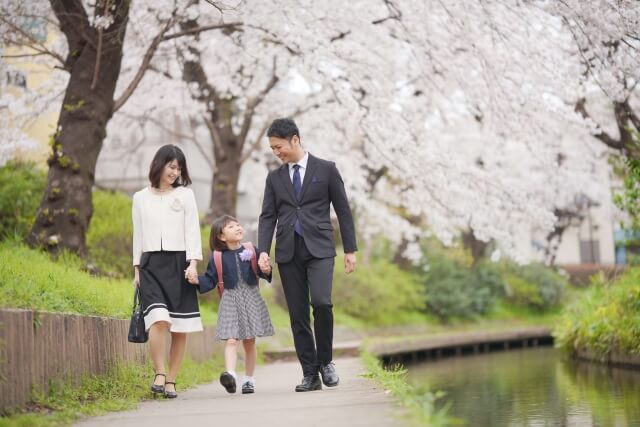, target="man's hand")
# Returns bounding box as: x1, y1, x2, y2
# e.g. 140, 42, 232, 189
344, 252, 356, 274
258, 252, 270, 271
